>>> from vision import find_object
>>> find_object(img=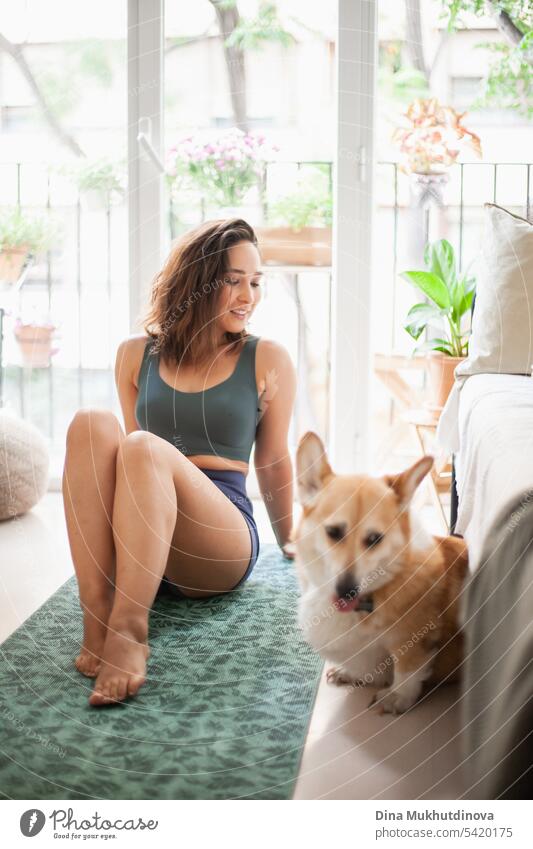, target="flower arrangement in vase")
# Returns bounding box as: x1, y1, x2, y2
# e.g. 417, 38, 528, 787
392, 97, 482, 176
166, 127, 278, 216
393, 98, 482, 208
